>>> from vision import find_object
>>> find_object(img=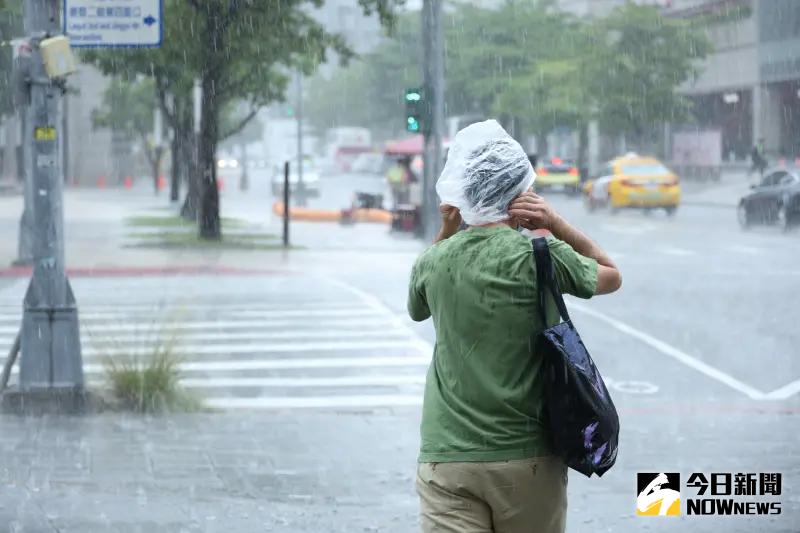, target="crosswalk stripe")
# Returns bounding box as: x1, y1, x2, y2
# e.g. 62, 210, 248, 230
66, 328, 411, 346
725, 244, 761, 255
0, 317, 398, 335
0, 355, 432, 375
78, 339, 421, 358
0, 308, 378, 323
85, 375, 427, 389
657, 246, 695, 257
204, 395, 424, 409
